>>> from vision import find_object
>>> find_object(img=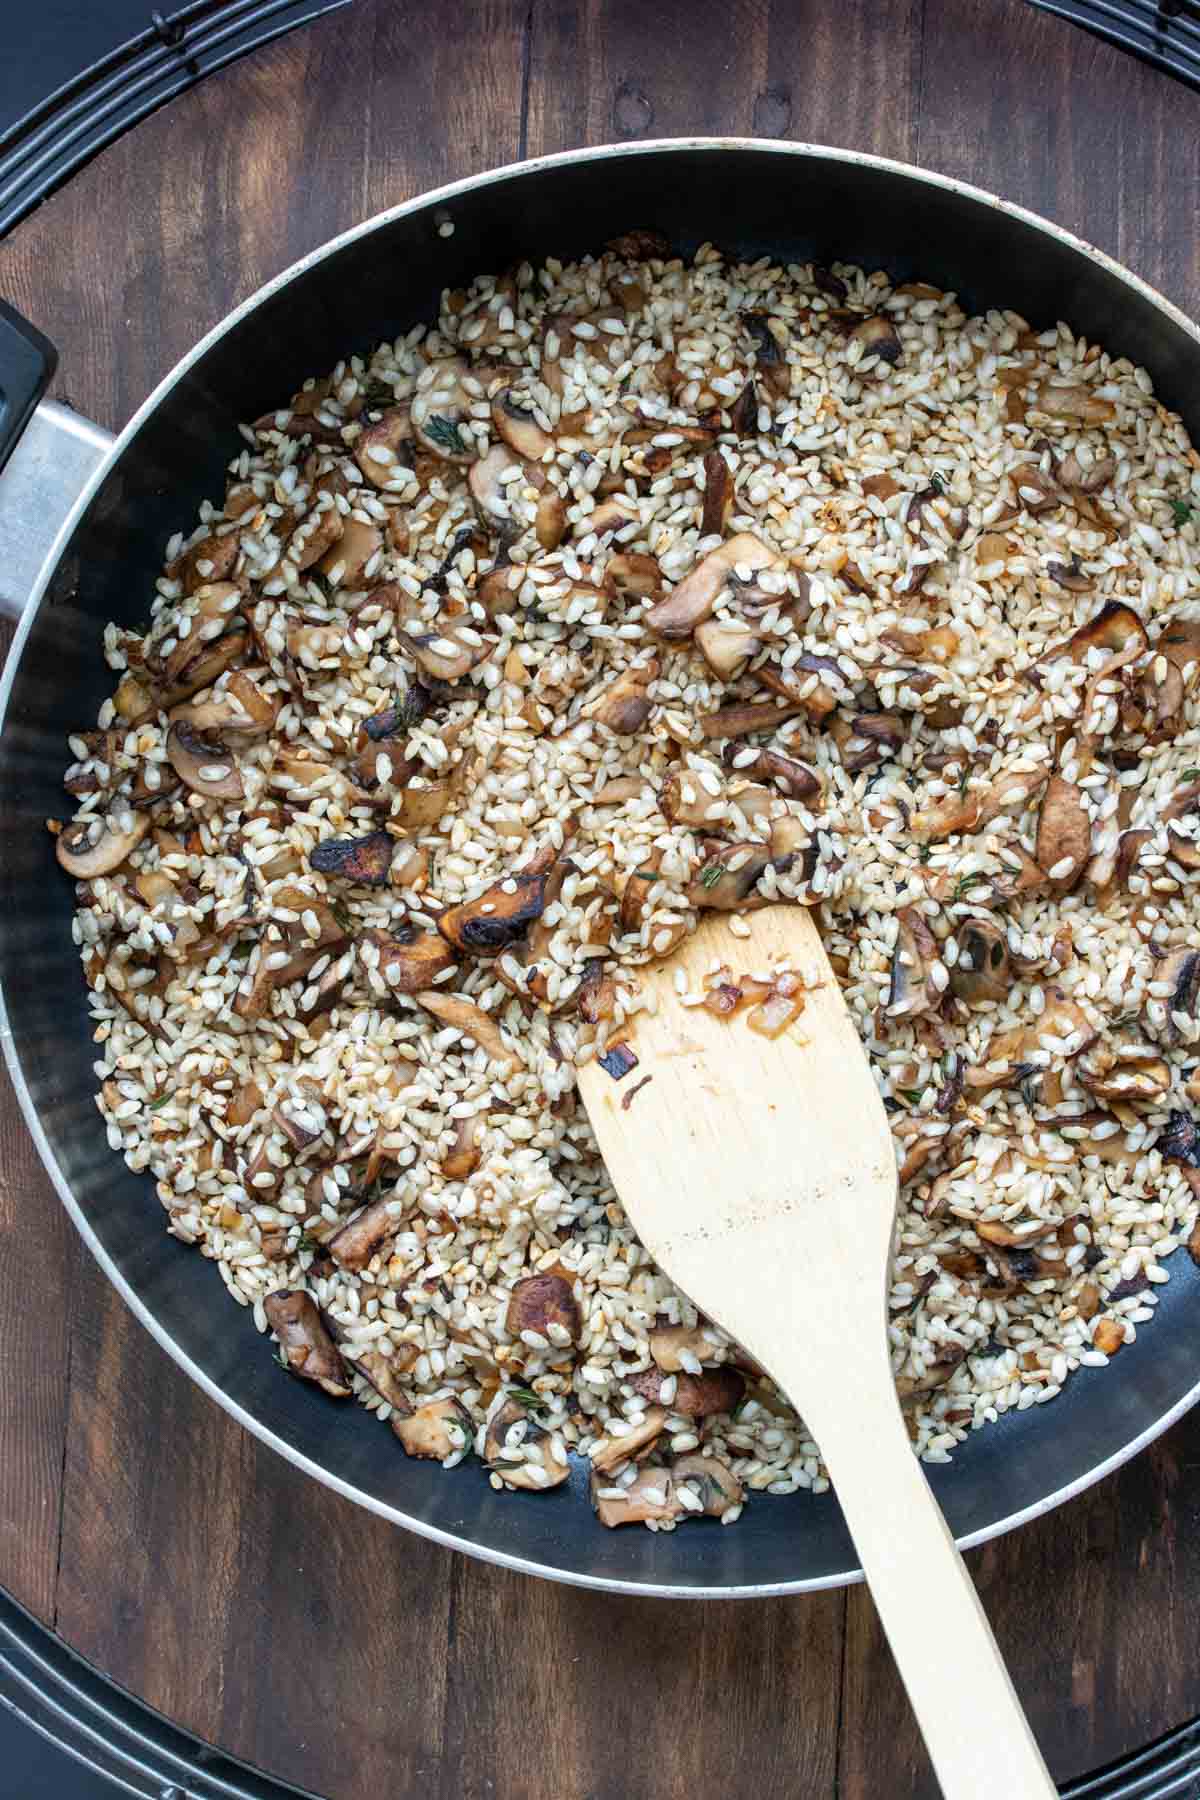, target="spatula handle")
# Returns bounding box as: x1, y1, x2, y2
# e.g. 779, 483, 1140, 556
807, 1377, 1057, 1798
